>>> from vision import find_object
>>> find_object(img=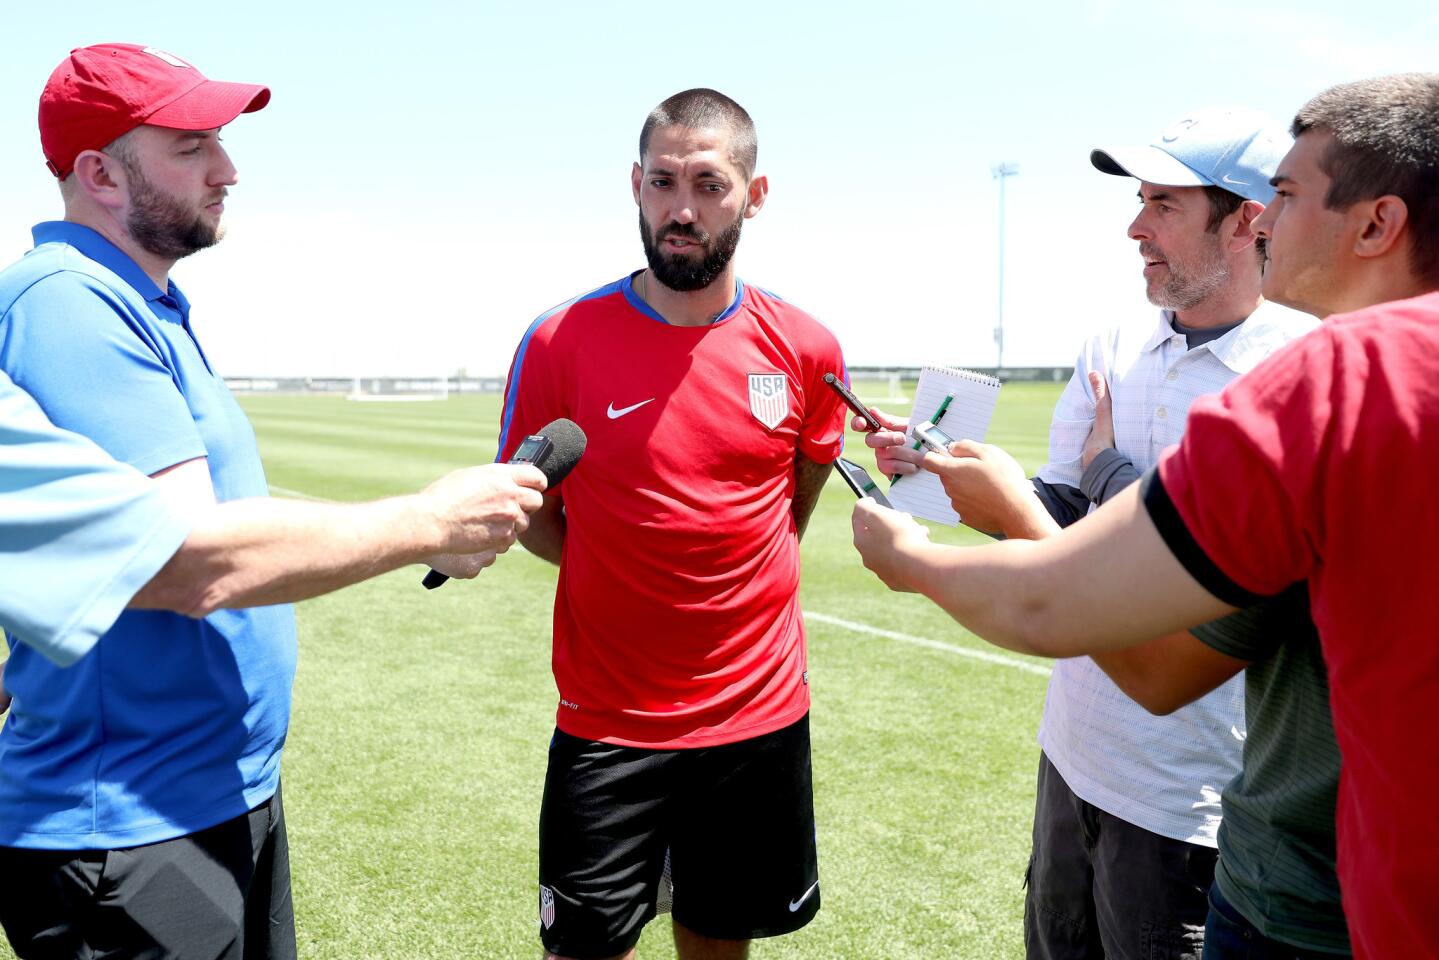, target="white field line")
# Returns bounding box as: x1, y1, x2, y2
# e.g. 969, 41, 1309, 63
804, 611, 1052, 677
267, 484, 330, 502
